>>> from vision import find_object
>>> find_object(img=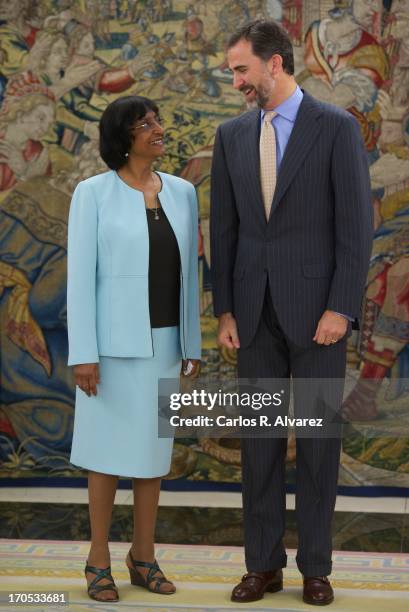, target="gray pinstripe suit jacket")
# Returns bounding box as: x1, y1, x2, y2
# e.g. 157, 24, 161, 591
210, 91, 373, 348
